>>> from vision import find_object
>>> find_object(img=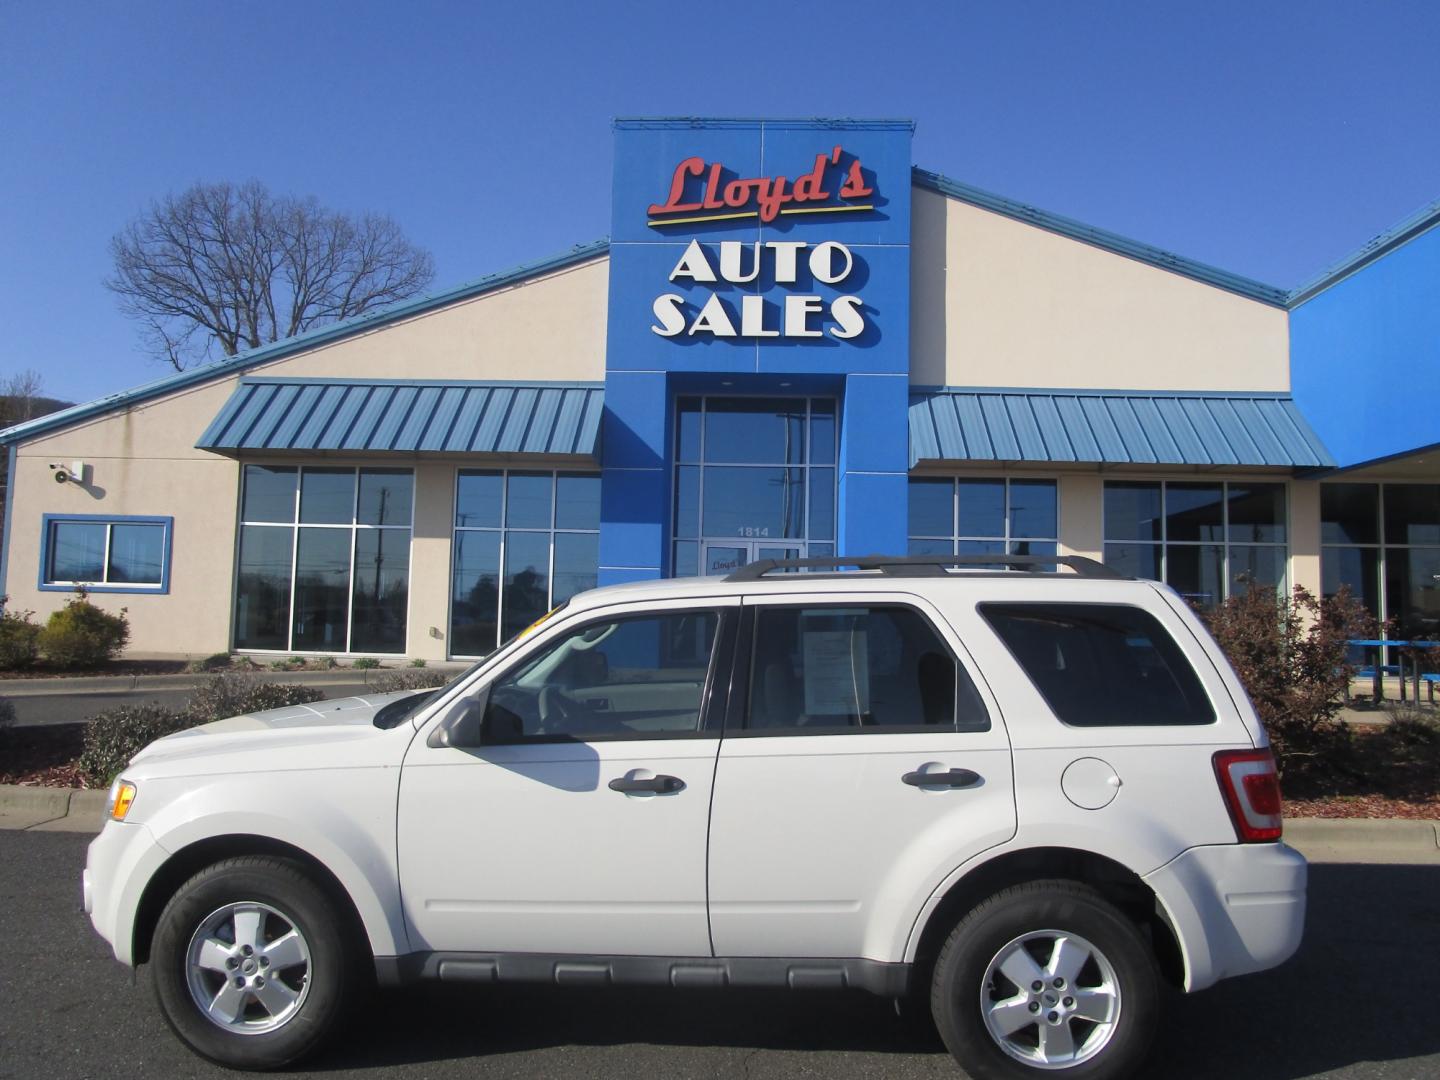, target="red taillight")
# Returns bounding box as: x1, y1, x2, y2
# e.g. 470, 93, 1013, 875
1213, 748, 1283, 843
